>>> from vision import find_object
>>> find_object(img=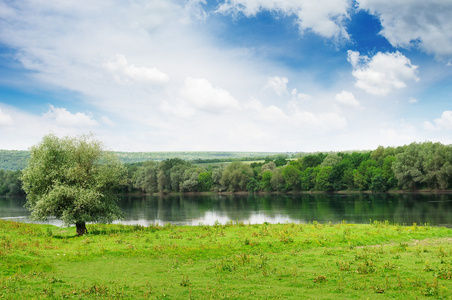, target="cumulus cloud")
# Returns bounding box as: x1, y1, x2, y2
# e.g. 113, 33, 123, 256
291, 89, 311, 102
245, 98, 287, 123
288, 99, 347, 130
265, 76, 289, 96
180, 77, 241, 113
105, 54, 169, 85
0, 109, 13, 125
216, 0, 350, 39
101, 116, 115, 126
335, 91, 361, 108
43, 105, 98, 127
424, 111, 452, 130
347, 50, 419, 96
358, 0, 452, 59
